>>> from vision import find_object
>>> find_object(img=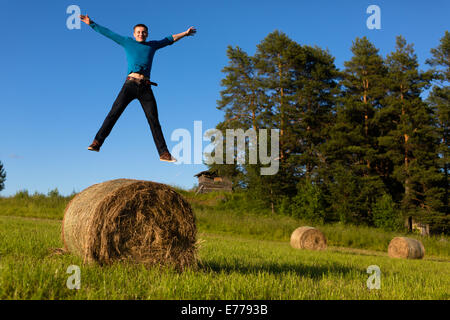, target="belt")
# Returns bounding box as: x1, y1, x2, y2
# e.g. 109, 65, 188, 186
126, 76, 158, 86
